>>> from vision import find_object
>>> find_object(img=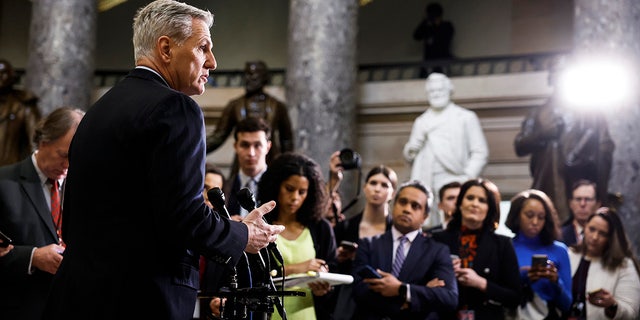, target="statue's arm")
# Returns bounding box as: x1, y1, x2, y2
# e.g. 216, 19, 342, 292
464, 114, 489, 177
597, 121, 615, 195
403, 115, 427, 162
514, 106, 560, 157
206, 102, 238, 154
276, 102, 294, 152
